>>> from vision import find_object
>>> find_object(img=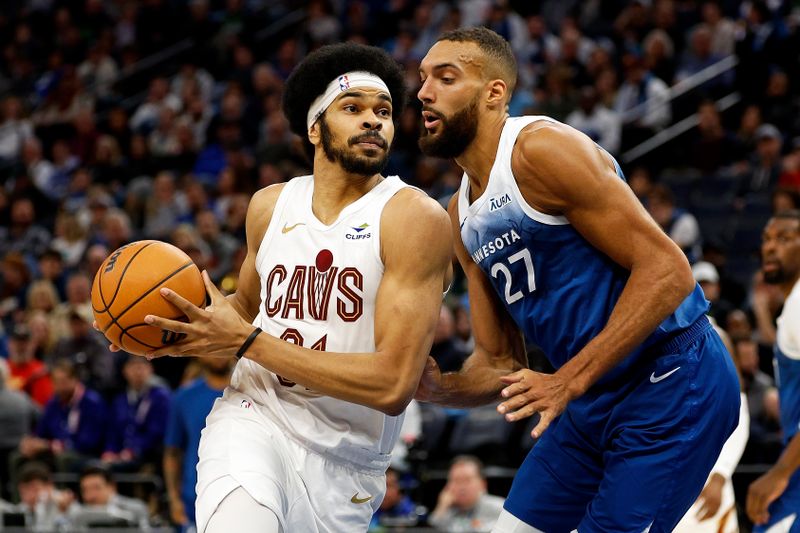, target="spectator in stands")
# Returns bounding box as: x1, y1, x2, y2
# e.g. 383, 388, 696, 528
0, 359, 37, 500
196, 209, 239, 283
692, 261, 733, 325
164, 357, 231, 531
689, 100, 738, 174
37, 248, 68, 301
6, 323, 53, 408
0, 197, 51, 261
428, 456, 505, 532
25, 279, 60, 318
675, 24, 731, 91
103, 357, 170, 469
49, 308, 121, 398
737, 335, 782, 464
129, 77, 181, 133
779, 139, 800, 190
50, 272, 93, 343
647, 184, 702, 262
143, 171, 189, 240
15, 462, 76, 531
735, 124, 784, 206
21, 360, 107, 471
70, 465, 149, 530
642, 29, 676, 84
369, 467, 419, 531
701, 0, 736, 56
615, 54, 671, 149
0, 96, 33, 163
566, 86, 621, 155
430, 305, 470, 373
